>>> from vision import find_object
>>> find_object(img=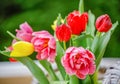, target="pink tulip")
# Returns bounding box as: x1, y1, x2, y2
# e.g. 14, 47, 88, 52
31, 31, 56, 62
62, 47, 96, 79
16, 22, 33, 42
